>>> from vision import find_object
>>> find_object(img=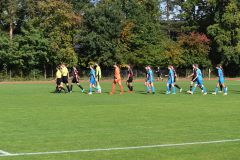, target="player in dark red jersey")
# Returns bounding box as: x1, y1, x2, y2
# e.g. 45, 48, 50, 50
171, 66, 182, 92
70, 65, 85, 93
187, 64, 203, 93
126, 65, 134, 93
